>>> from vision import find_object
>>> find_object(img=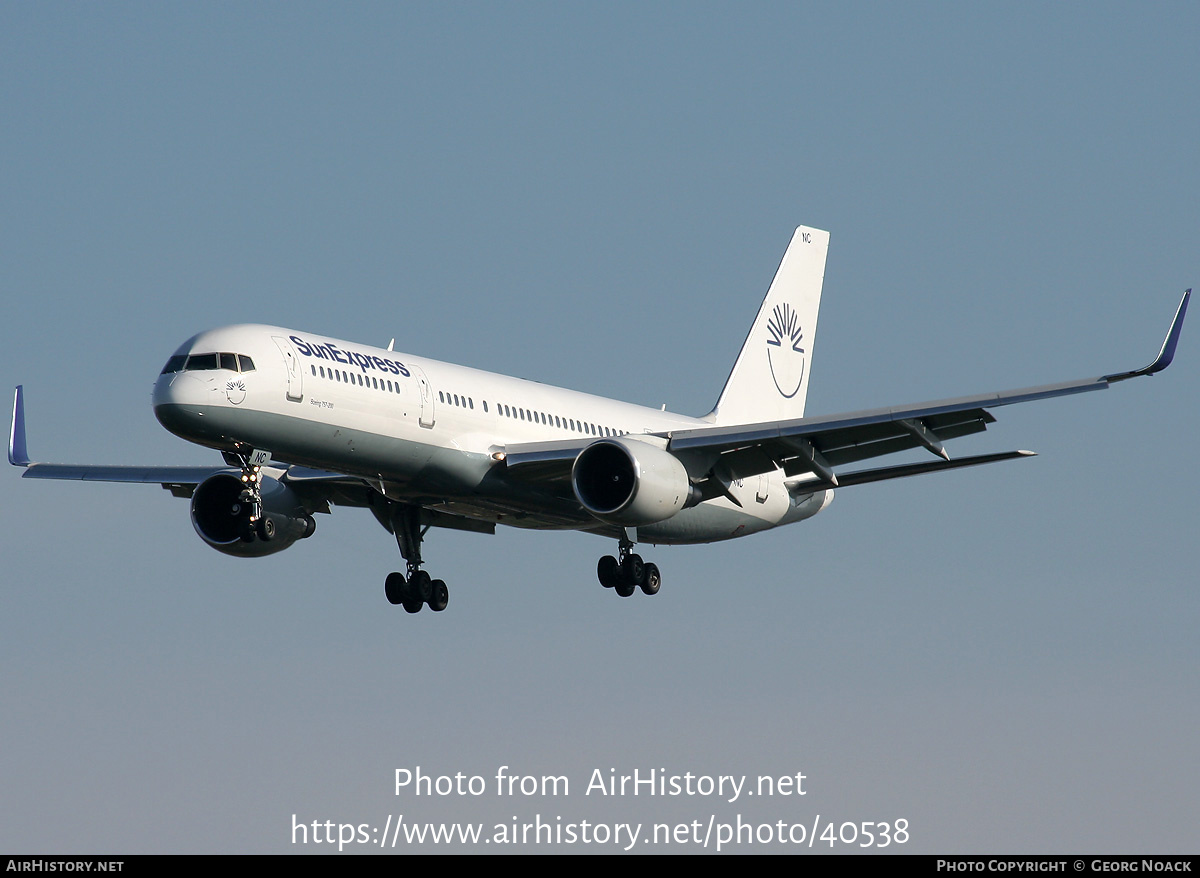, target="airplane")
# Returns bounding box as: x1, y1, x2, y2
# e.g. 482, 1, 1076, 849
7, 227, 1190, 613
